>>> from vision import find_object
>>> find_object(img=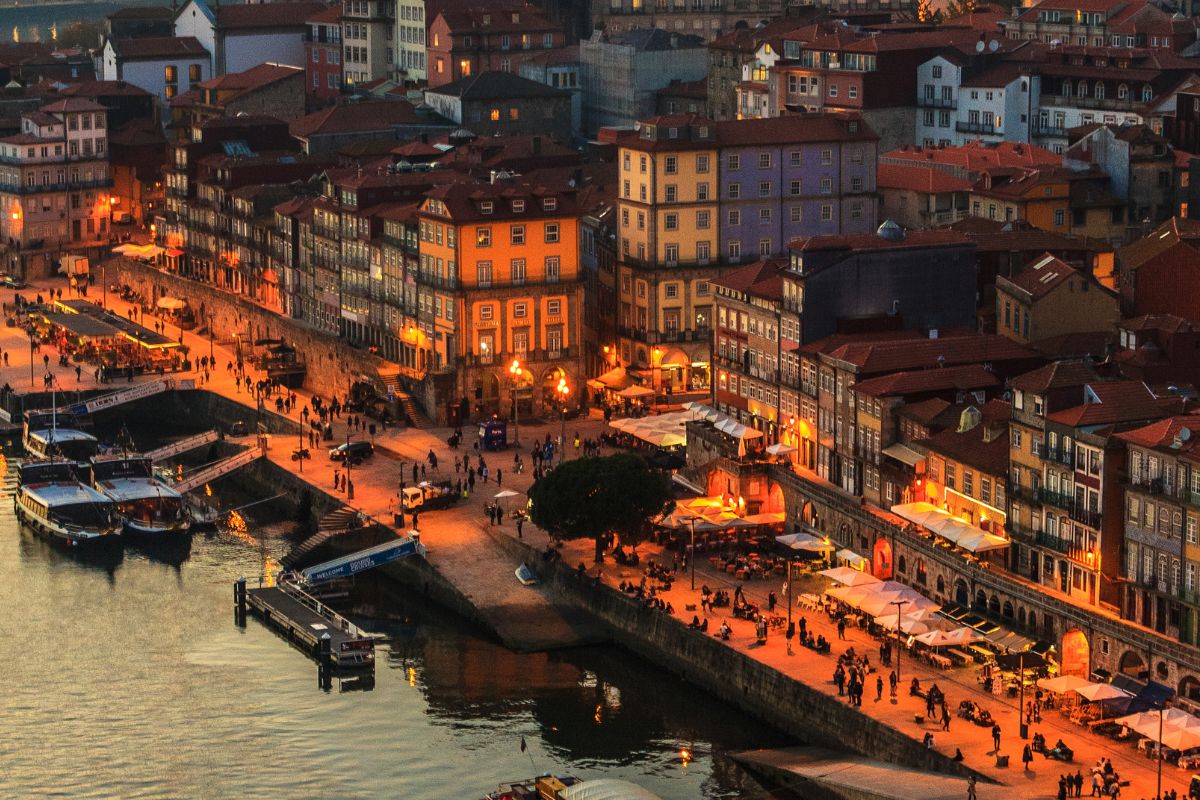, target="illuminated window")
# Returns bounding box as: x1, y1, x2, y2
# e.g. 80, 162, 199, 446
164, 65, 177, 83
509, 107, 519, 120
490, 108, 500, 121
460, 60, 471, 76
